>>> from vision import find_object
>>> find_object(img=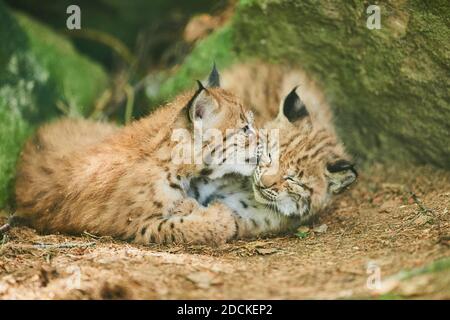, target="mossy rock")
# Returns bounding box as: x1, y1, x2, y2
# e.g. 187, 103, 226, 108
6, 0, 221, 68
0, 2, 108, 208
0, 103, 31, 209
156, 0, 450, 169
156, 25, 237, 108
12, 11, 108, 120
